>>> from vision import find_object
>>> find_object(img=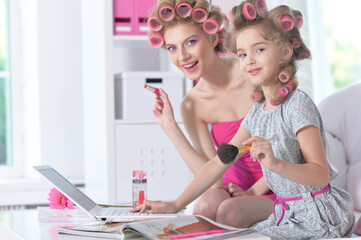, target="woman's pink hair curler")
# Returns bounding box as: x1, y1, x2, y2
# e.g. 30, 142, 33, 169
176, 2, 192, 18
148, 33, 165, 48
285, 83, 294, 93
158, 5, 175, 22
218, 17, 226, 31
292, 41, 301, 49
228, 10, 233, 24
218, 35, 225, 44
280, 15, 294, 31
192, 8, 208, 22
243, 3, 257, 20
250, 92, 263, 102
256, 0, 267, 15
203, 19, 219, 34
278, 87, 288, 98
295, 15, 303, 29
279, 71, 290, 82
148, 16, 163, 32
270, 98, 277, 106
